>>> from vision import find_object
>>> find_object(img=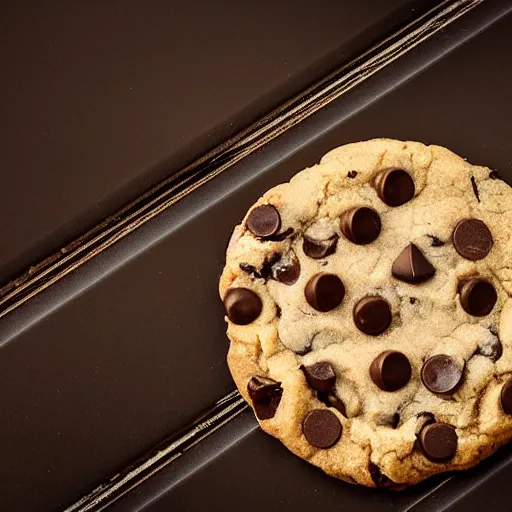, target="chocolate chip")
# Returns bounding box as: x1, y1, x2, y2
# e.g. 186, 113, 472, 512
340, 207, 381, 245
418, 422, 458, 462
223, 288, 263, 325
239, 263, 262, 279
375, 412, 400, 428
270, 252, 301, 285
392, 243, 436, 284
421, 355, 464, 395
500, 380, 512, 414
302, 409, 342, 448
369, 462, 405, 490
303, 233, 338, 259
489, 170, 501, 180
459, 278, 497, 316
475, 333, 502, 362
353, 296, 392, 335
259, 253, 281, 279
317, 392, 348, 418
305, 273, 345, 312
370, 351, 412, 392
347, 170, 358, 179
301, 362, 336, 392
410, 297, 417, 304
470, 176, 480, 202
427, 235, 445, 247
247, 376, 283, 420
452, 218, 493, 261
373, 169, 415, 207
247, 204, 281, 238
267, 227, 294, 242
